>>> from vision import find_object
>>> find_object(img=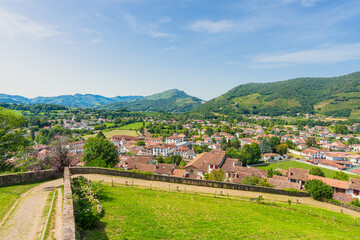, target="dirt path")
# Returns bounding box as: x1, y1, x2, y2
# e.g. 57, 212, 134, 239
0, 179, 63, 240
75, 174, 360, 218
